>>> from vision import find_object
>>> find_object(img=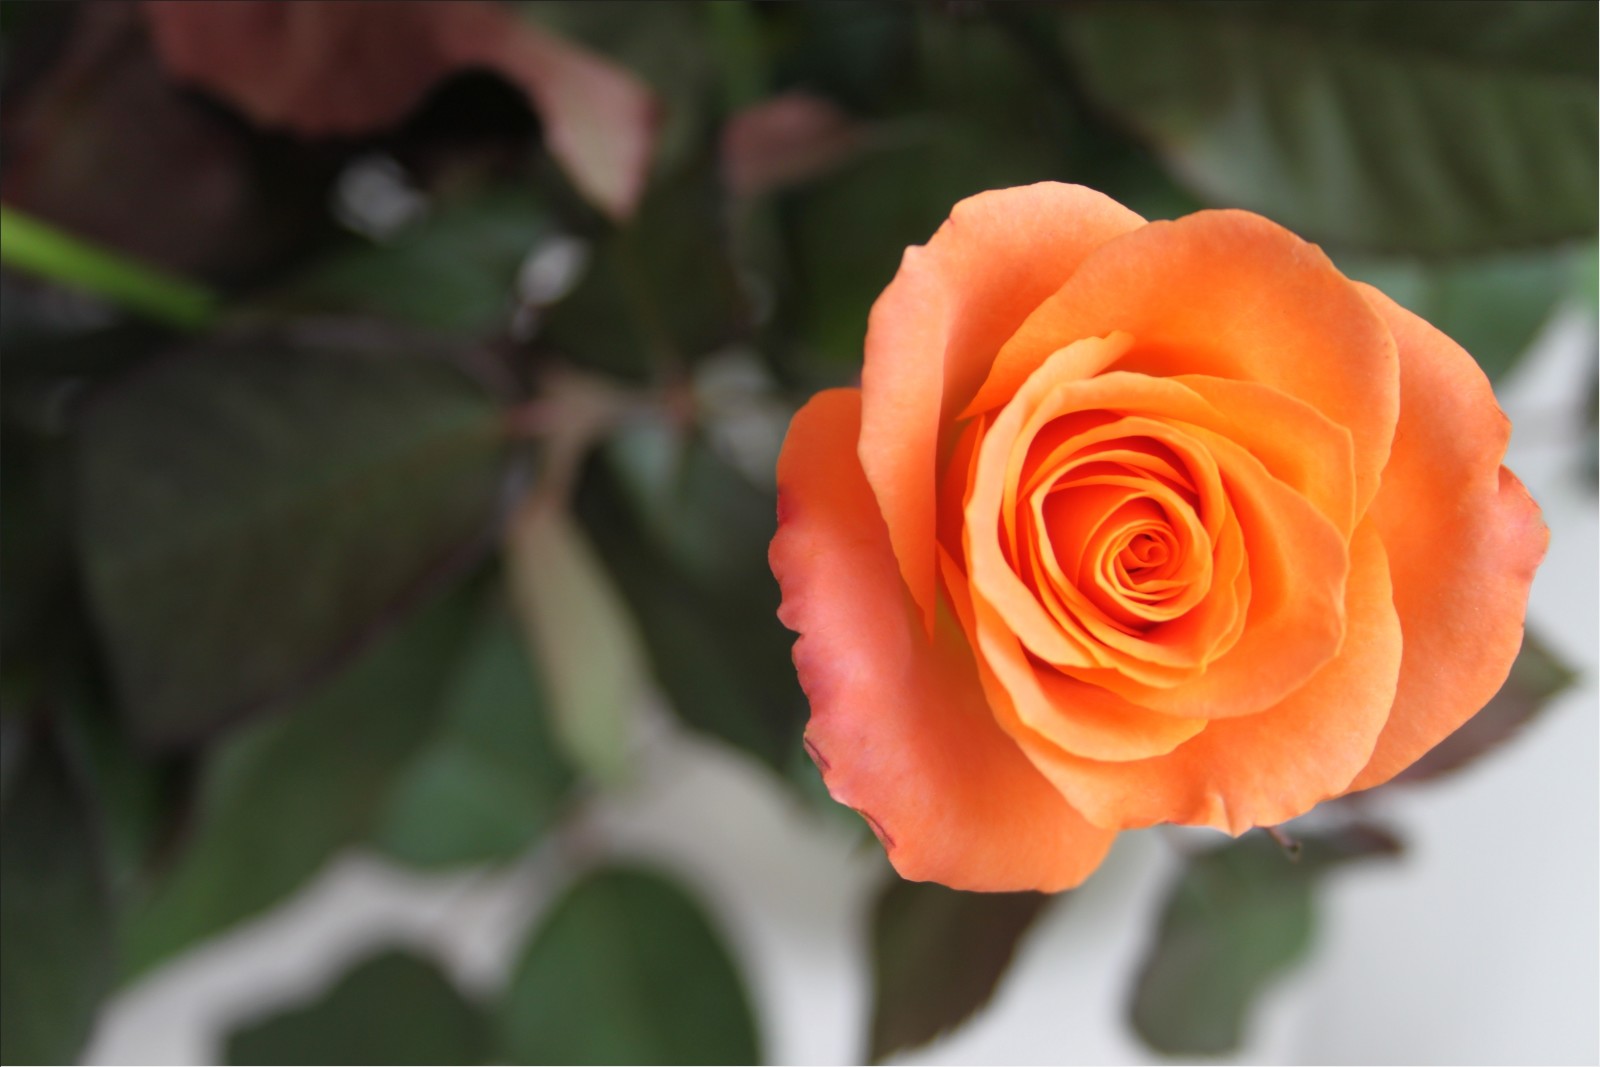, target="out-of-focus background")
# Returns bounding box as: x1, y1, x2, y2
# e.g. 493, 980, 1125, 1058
2, 2, 1594, 1065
